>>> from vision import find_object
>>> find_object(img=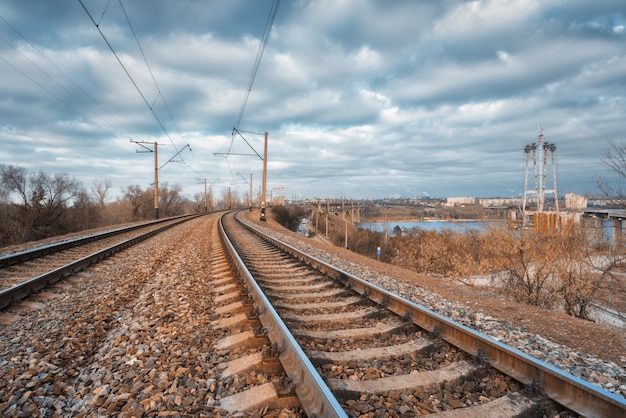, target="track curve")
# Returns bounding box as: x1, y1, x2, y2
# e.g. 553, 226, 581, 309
221, 211, 626, 418
0, 210, 623, 416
